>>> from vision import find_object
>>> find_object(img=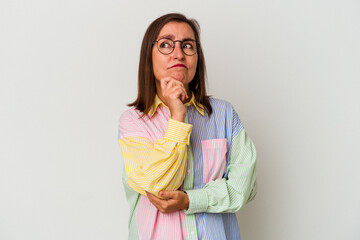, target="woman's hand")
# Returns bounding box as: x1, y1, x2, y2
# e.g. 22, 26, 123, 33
158, 77, 189, 122
146, 190, 189, 213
